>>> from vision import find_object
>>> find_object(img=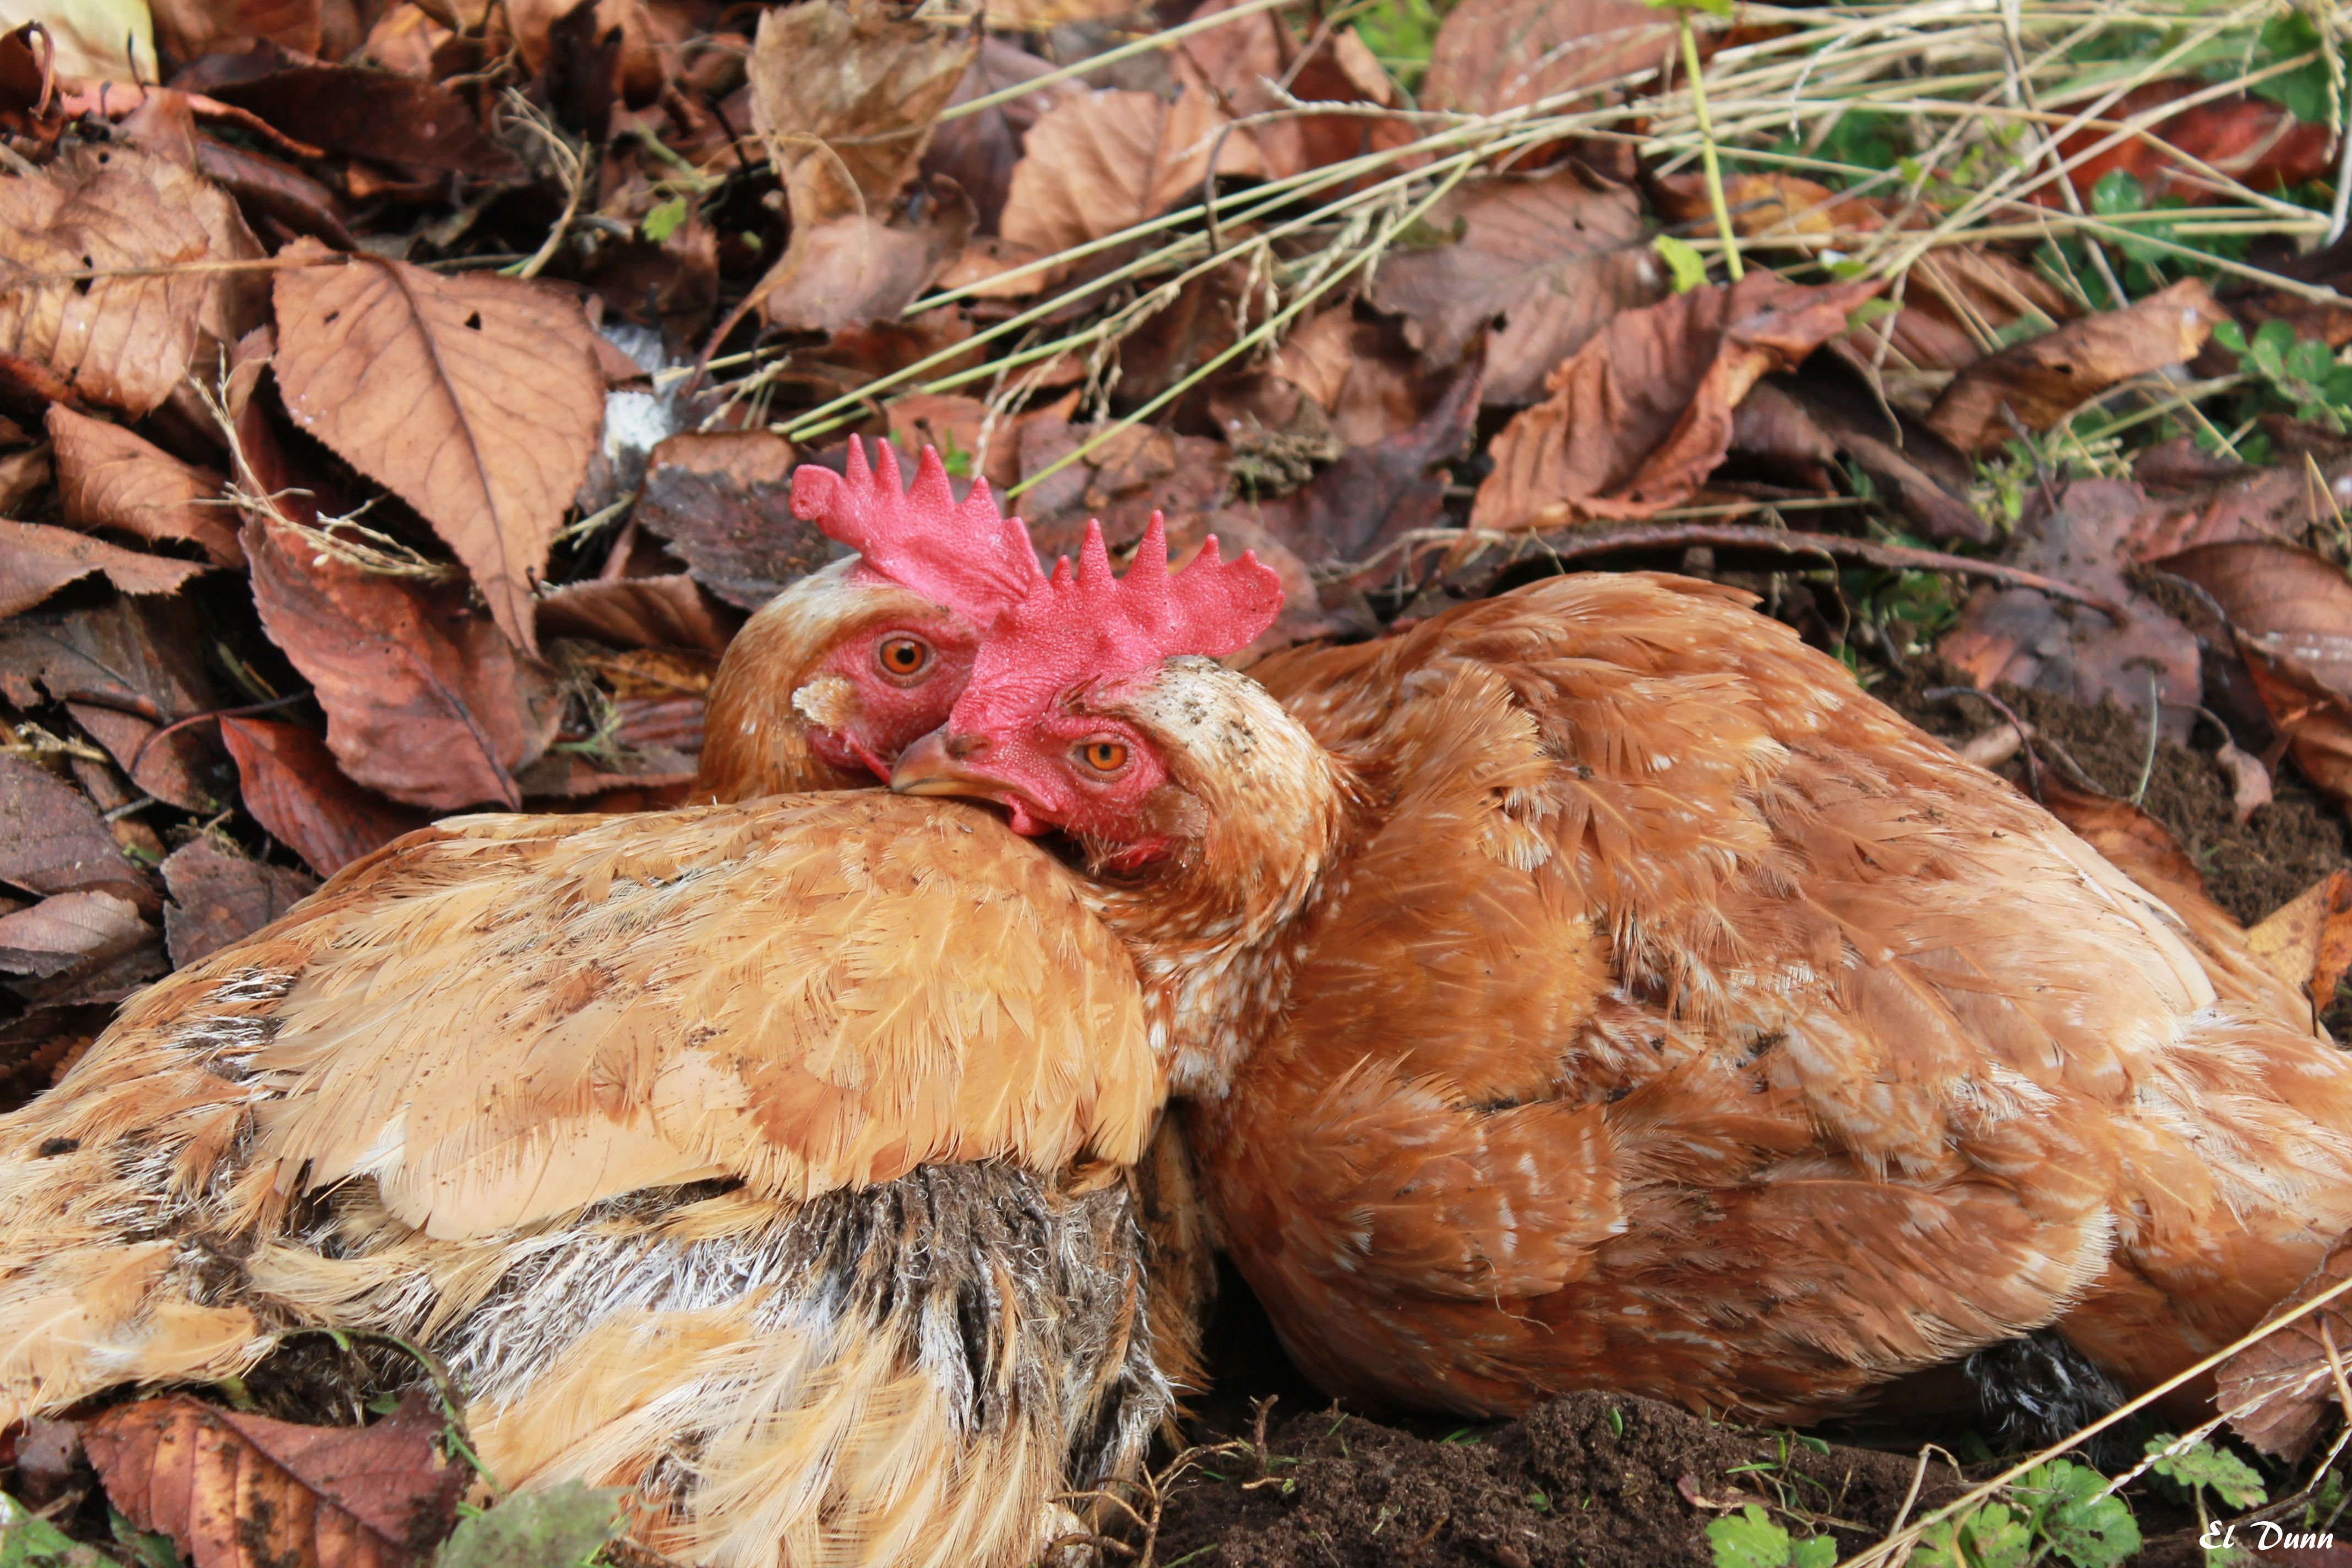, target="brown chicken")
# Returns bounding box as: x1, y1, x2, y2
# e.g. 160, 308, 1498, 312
892, 525, 2352, 1428
0, 453, 1198, 1568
